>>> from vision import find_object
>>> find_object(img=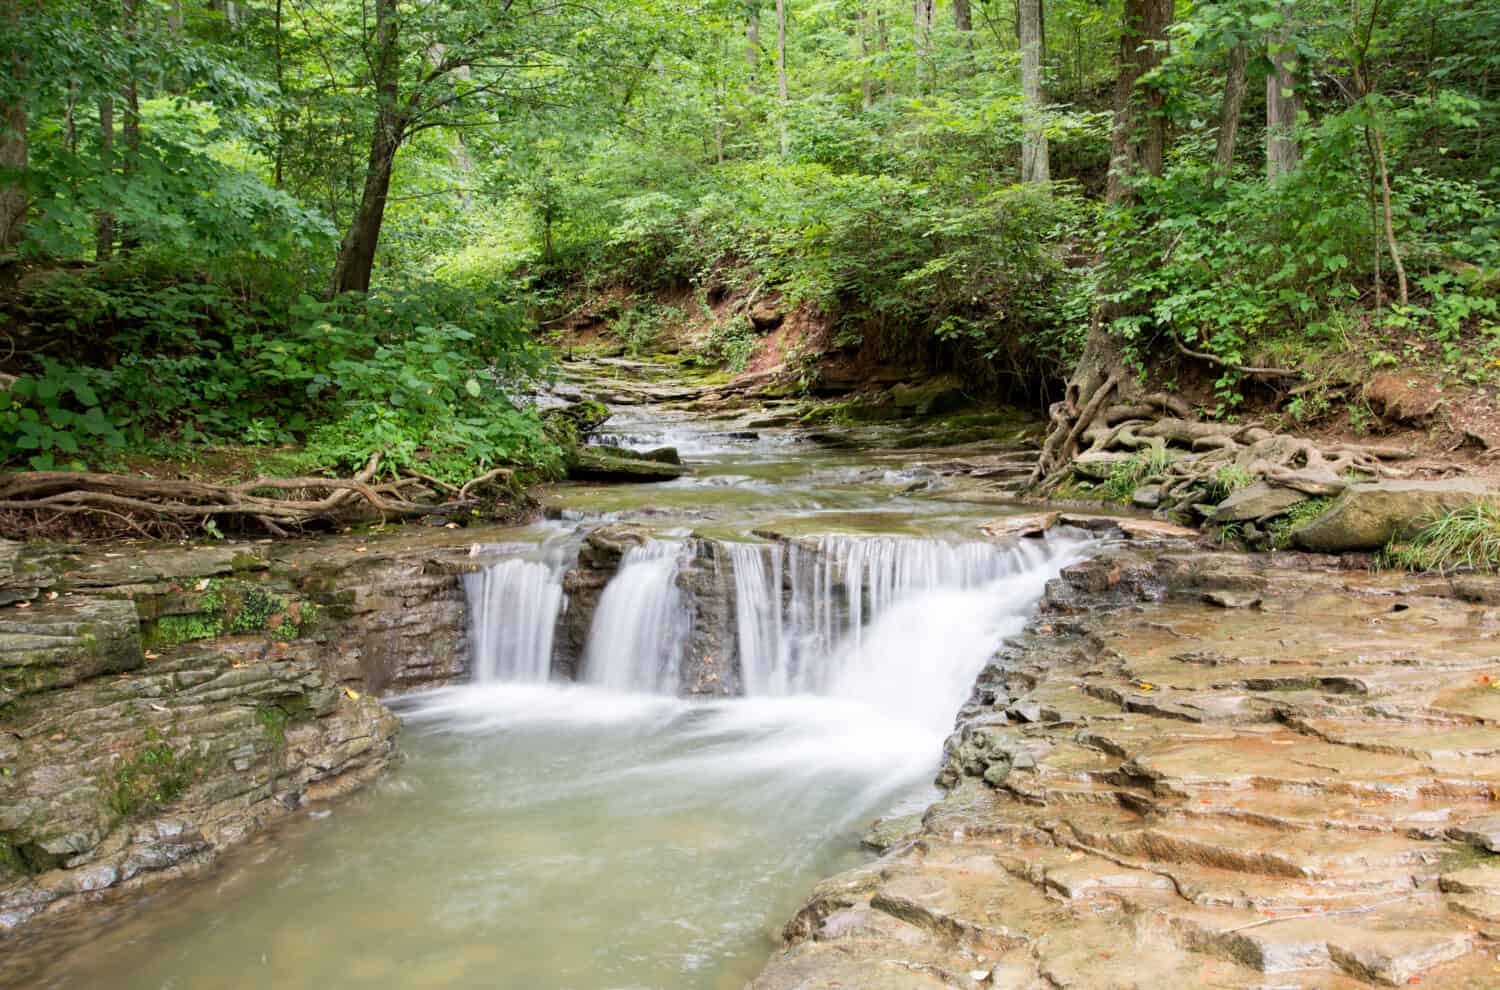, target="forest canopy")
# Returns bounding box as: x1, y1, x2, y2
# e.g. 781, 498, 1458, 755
0, 0, 1496, 489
